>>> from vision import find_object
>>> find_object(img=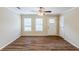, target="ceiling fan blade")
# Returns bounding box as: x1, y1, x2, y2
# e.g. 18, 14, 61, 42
16, 7, 21, 9
44, 11, 52, 13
